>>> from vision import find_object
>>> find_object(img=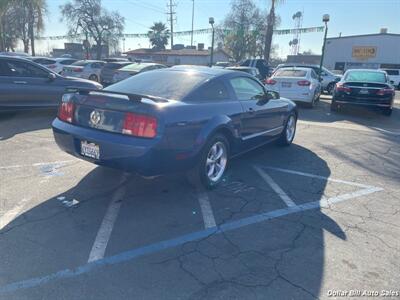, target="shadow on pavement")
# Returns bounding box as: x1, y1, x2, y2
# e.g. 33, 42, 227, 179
0, 143, 346, 299
0, 109, 56, 141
